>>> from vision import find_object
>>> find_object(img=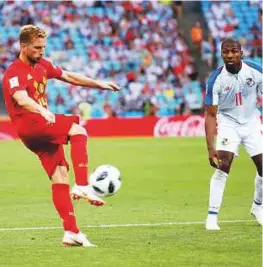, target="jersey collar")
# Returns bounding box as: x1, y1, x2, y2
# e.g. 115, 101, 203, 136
223, 61, 245, 76
17, 57, 36, 70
